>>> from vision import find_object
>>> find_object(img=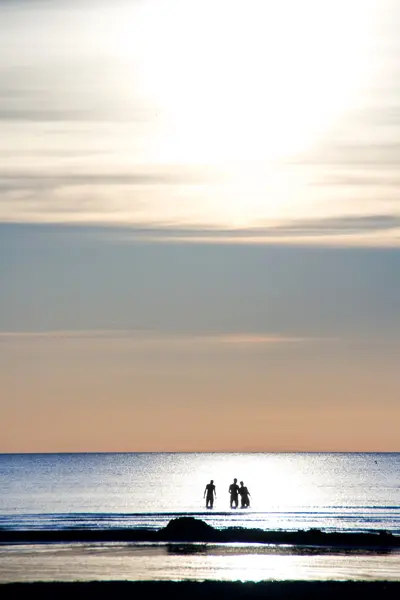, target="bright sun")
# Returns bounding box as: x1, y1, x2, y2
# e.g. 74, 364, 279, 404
117, 0, 373, 166
97, 0, 376, 228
